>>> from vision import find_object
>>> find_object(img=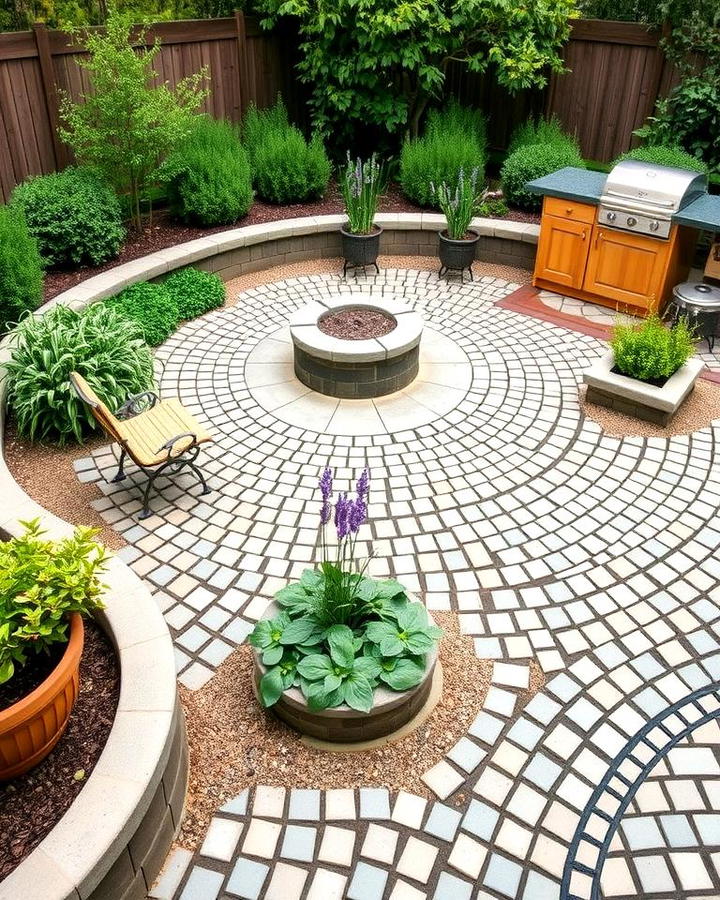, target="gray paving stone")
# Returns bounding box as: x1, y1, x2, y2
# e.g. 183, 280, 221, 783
432, 871, 473, 900
225, 857, 269, 899
359, 788, 391, 820
288, 789, 321, 821
280, 824, 317, 862
461, 800, 499, 841
347, 861, 389, 900
179, 866, 224, 900
423, 803, 462, 841
483, 853, 523, 898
